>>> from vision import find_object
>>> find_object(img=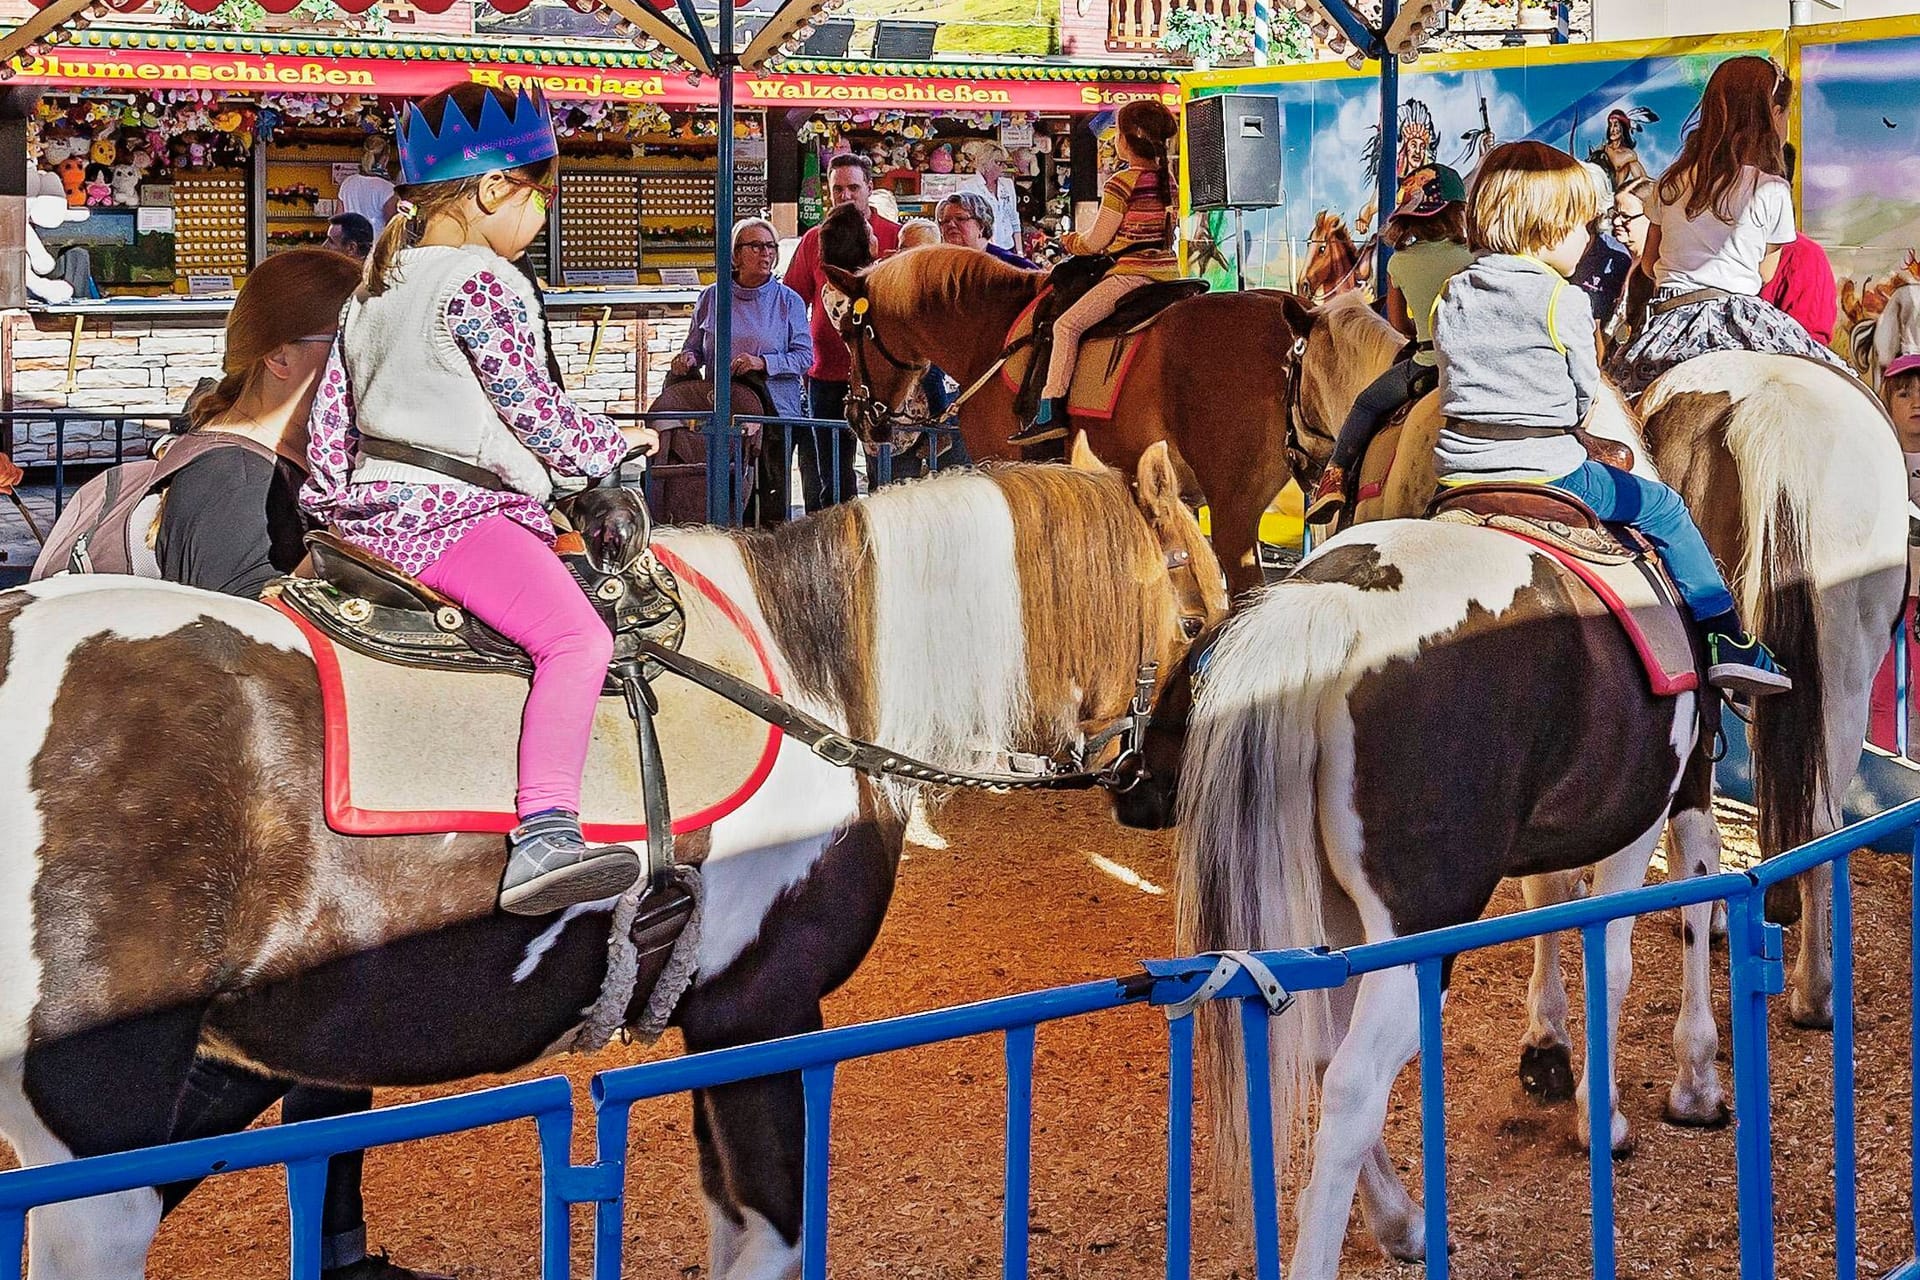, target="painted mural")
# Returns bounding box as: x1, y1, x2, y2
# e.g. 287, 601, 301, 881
1184, 35, 1782, 300
1798, 24, 1920, 376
